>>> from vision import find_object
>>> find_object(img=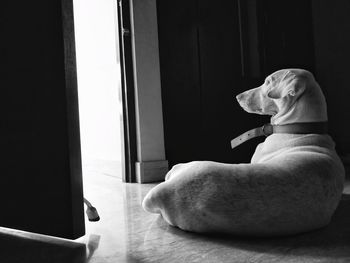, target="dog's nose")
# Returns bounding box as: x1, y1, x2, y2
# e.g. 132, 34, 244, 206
236, 93, 244, 101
